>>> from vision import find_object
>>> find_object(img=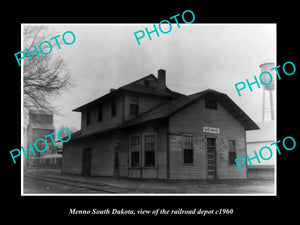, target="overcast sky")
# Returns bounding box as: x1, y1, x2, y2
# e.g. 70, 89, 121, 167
33, 24, 276, 131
